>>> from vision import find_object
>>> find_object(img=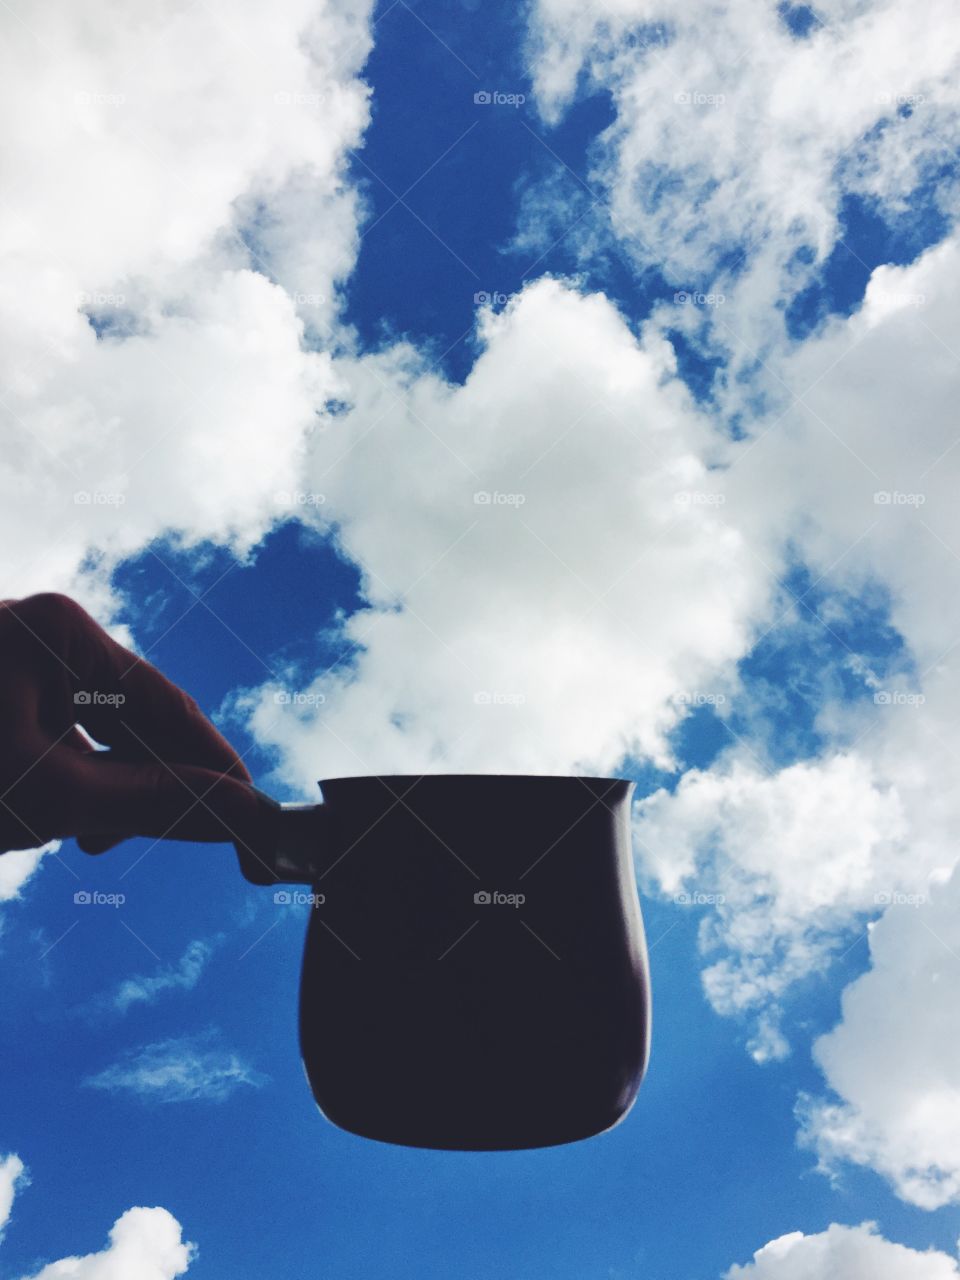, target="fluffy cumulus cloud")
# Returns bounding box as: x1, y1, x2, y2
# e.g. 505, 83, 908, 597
16, 1207, 194, 1280
0, 1151, 191, 1279
724, 1221, 960, 1279
0, 0, 374, 616
796, 864, 960, 1210
630, 230, 960, 1181
231, 275, 772, 781
516, 0, 960, 1209
5, 0, 960, 1235
83, 1032, 266, 1103
522, 0, 960, 371
633, 751, 915, 1060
